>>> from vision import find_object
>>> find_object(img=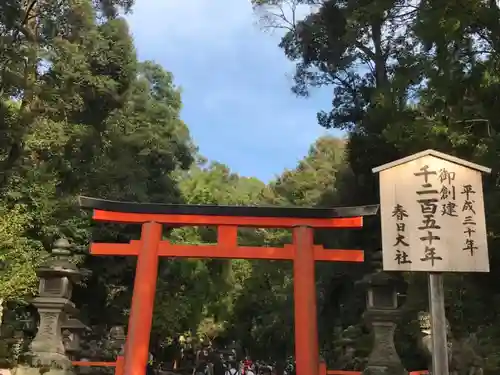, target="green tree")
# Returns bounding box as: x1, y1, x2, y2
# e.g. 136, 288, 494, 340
224, 136, 356, 362
0, 0, 198, 358
152, 161, 268, 352
0, 0, 138, 308
72, 60, 196, 332
253, 0, 500, 371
